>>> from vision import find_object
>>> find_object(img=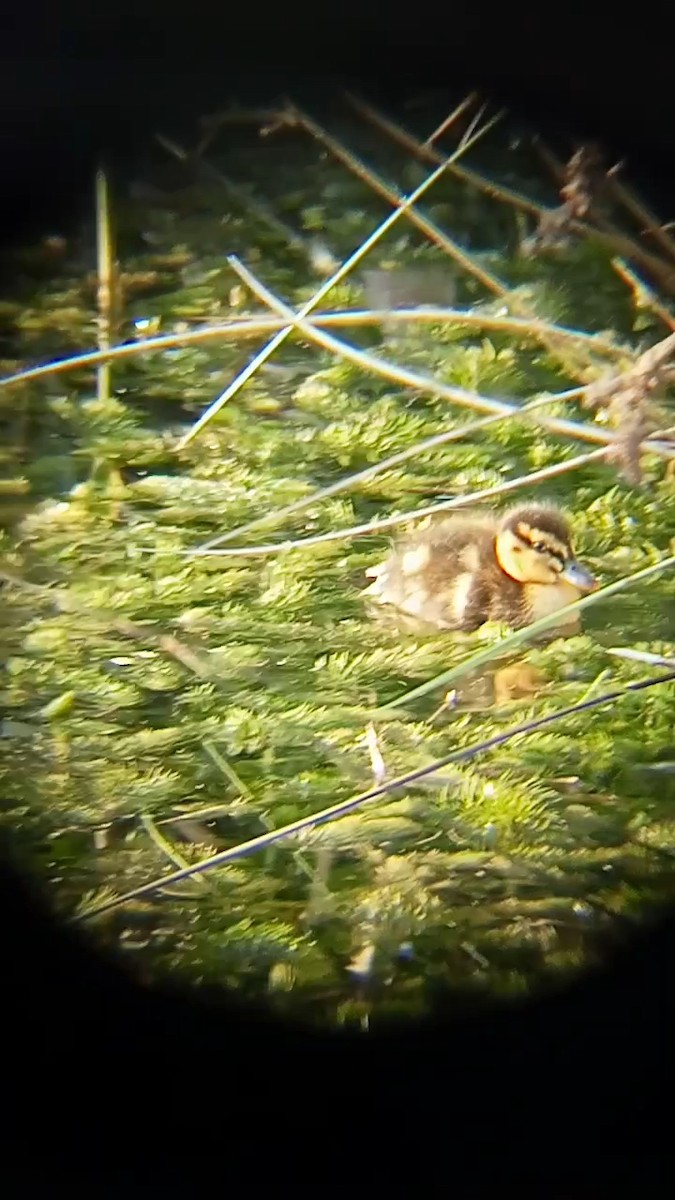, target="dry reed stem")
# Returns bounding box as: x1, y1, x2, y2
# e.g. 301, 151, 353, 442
195, 106, 290, 154
73, 665, 675, 921
606, 174, 675, 265
192, 391, 594, 554
535, 137, 675, 266
174, 110, 503, 450
344, 91, 544, 216
287, 103, 612, 381
0, 305, 631, 393
289, 102, 522, 297
612, 258, 675, 332
606, 648, 675, 668
422, 92, 480, 147
531, 137, 675, 295
95, 169, 113, 404
346, 94, 675, 296
228, 255, 672, 459
187, 445, 609, 558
